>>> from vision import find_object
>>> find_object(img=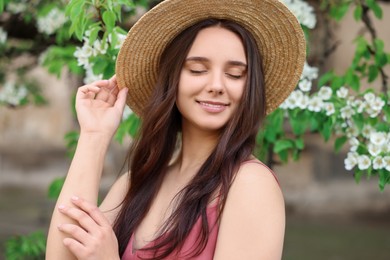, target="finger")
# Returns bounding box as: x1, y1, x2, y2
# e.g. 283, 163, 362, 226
63, 237, 87, 259
106, 87, 120, 106
94, 86, 111, 102
70, 196, 109, 227
114, 87, 128, 112
58, 204, 100, 233
93, 79, 110, 88
76, 85, 101, 100
107, 75, 117, 91
58, 223, 89, 244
